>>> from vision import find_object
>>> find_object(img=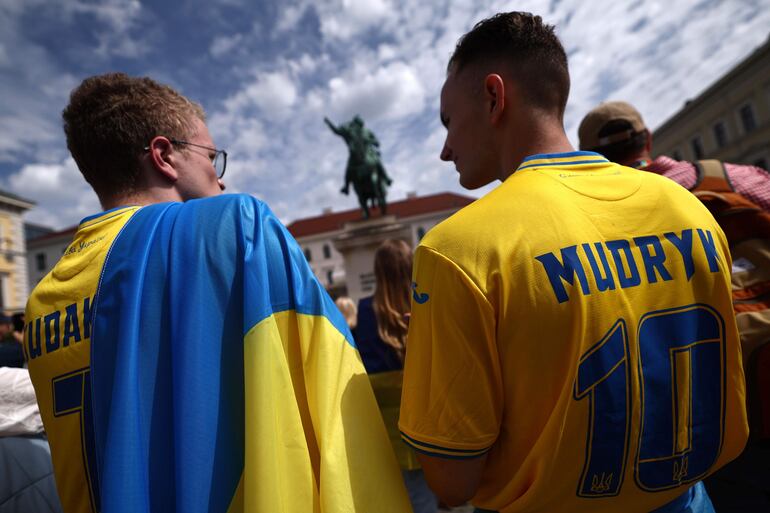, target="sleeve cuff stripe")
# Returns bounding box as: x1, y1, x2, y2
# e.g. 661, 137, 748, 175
400, 431, 491, 457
